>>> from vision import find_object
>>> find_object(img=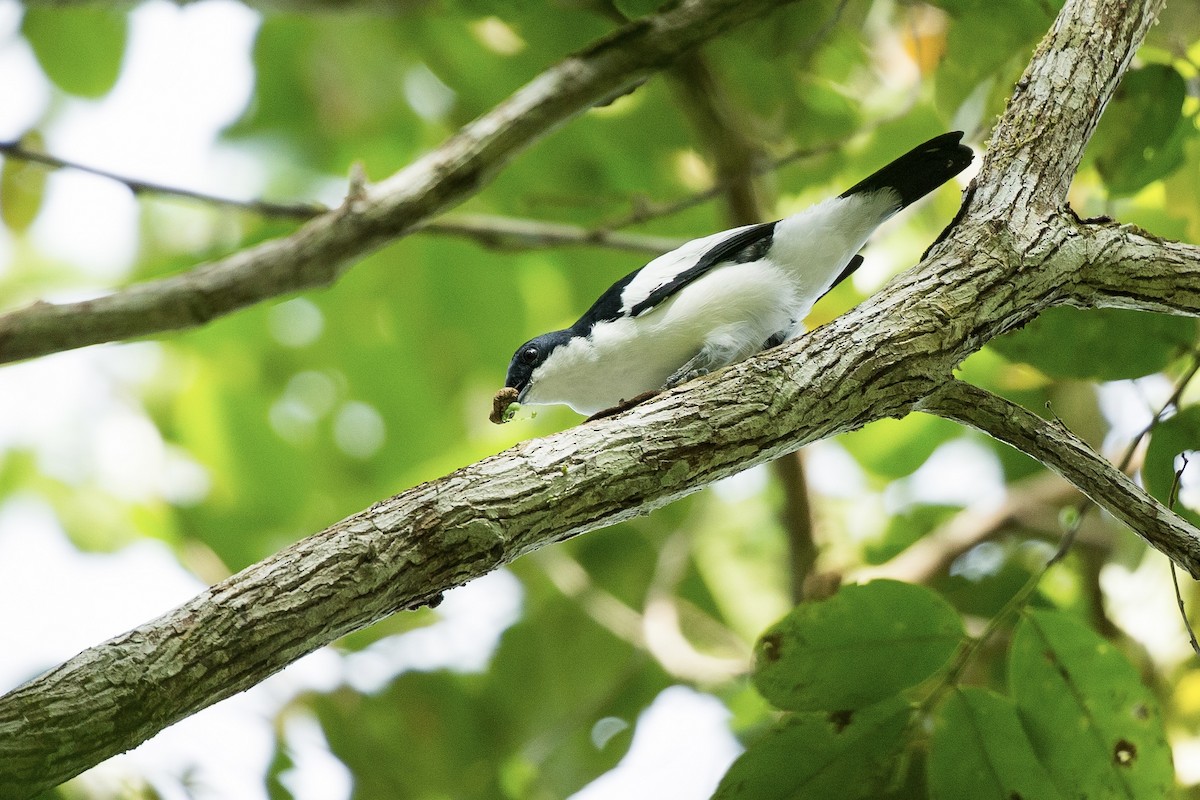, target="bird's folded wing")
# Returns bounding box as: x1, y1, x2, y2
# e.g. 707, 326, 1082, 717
627, 220, 778, 317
